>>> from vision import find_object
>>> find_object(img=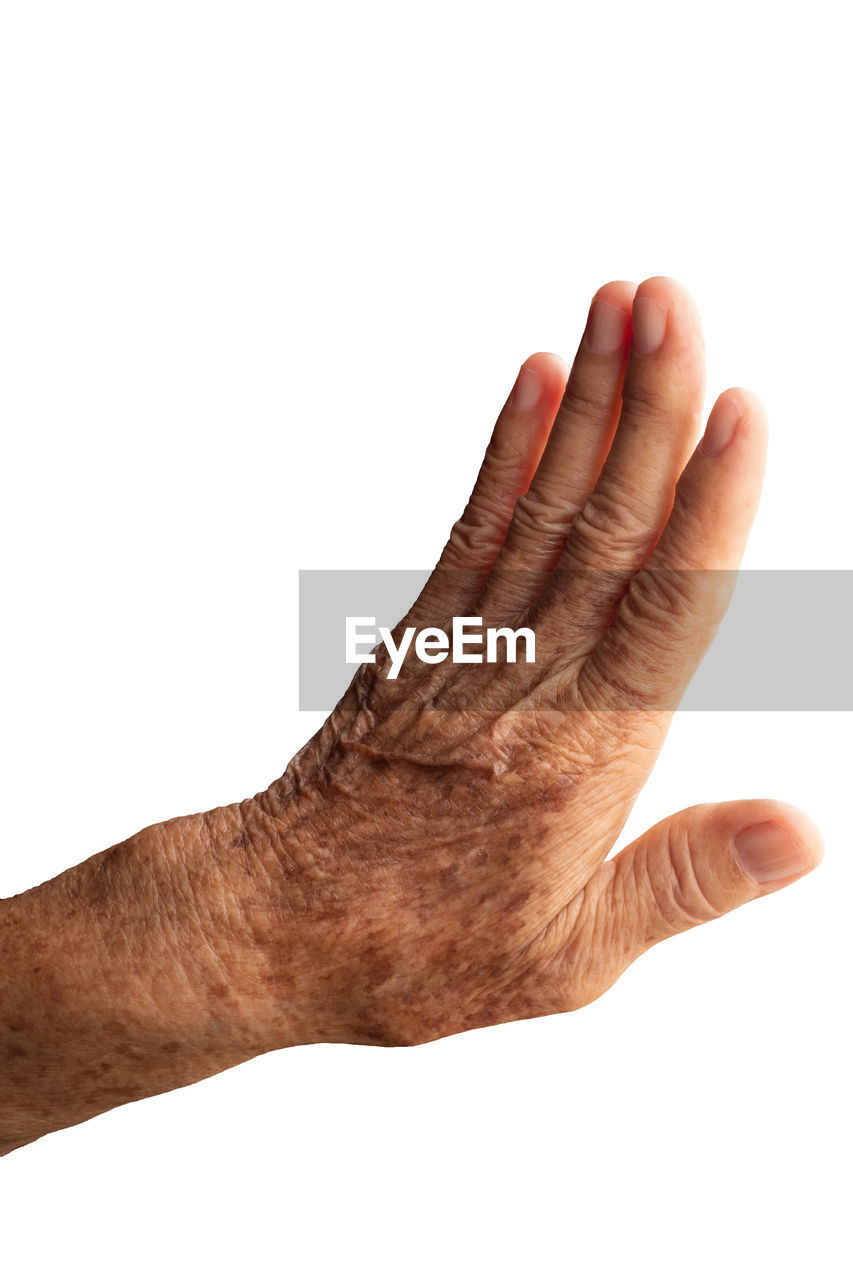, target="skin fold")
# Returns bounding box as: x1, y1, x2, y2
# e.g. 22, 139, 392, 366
0, 276, 823, 1155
